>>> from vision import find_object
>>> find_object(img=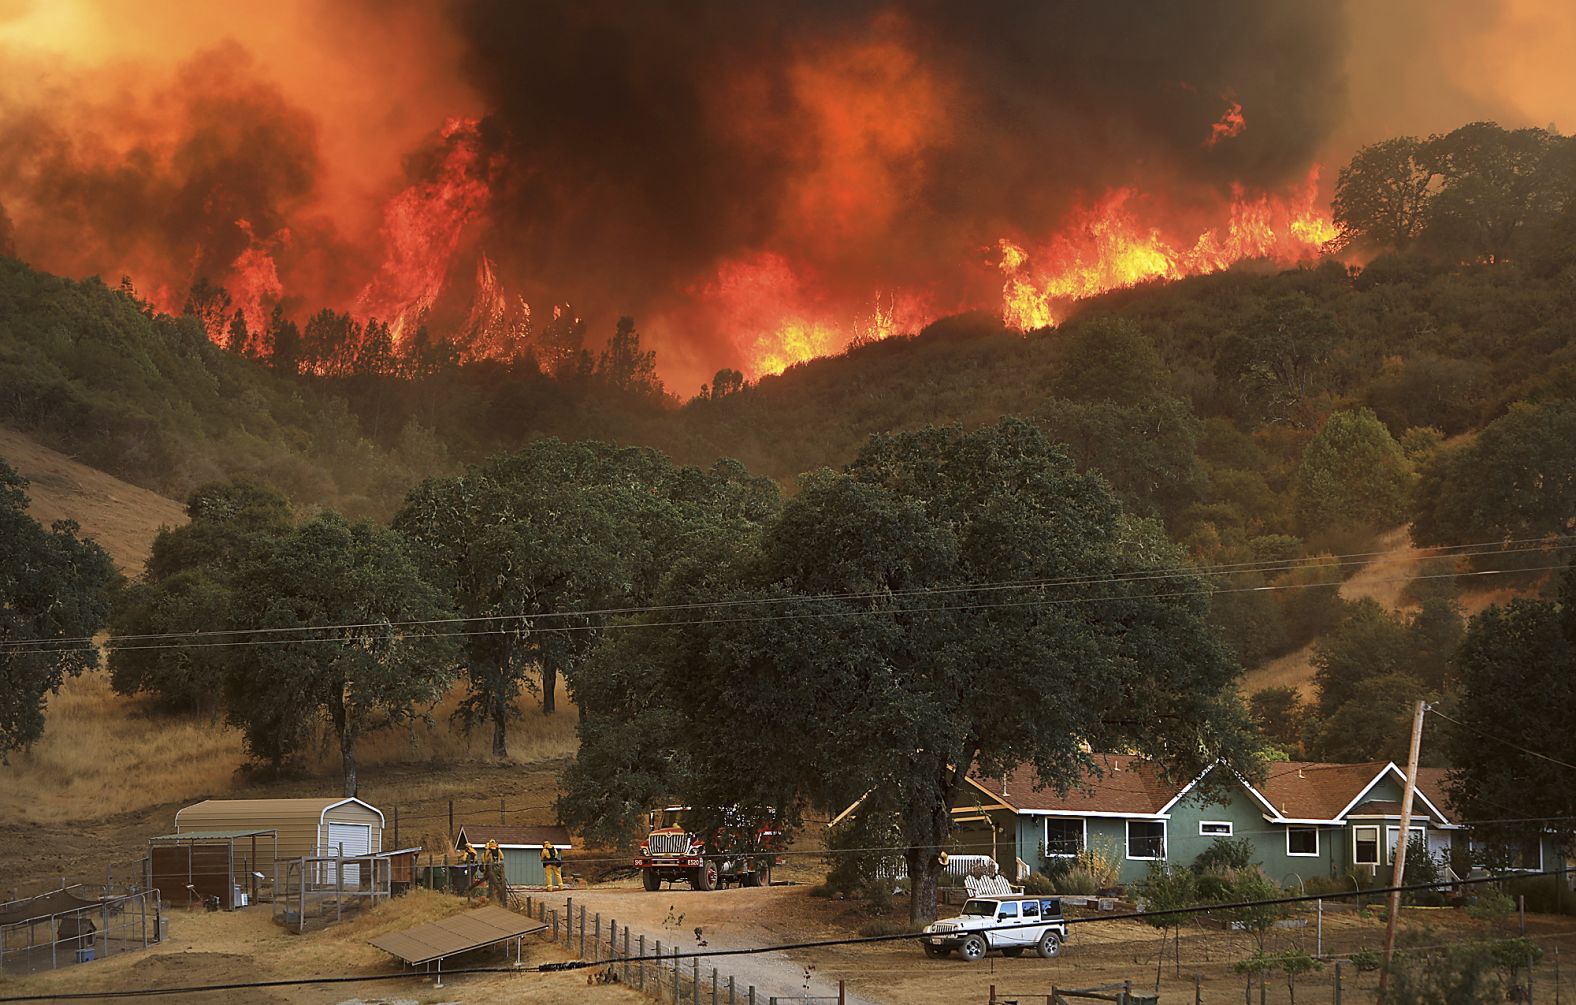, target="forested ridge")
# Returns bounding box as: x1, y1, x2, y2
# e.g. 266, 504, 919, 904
3, 122, 1576, 829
